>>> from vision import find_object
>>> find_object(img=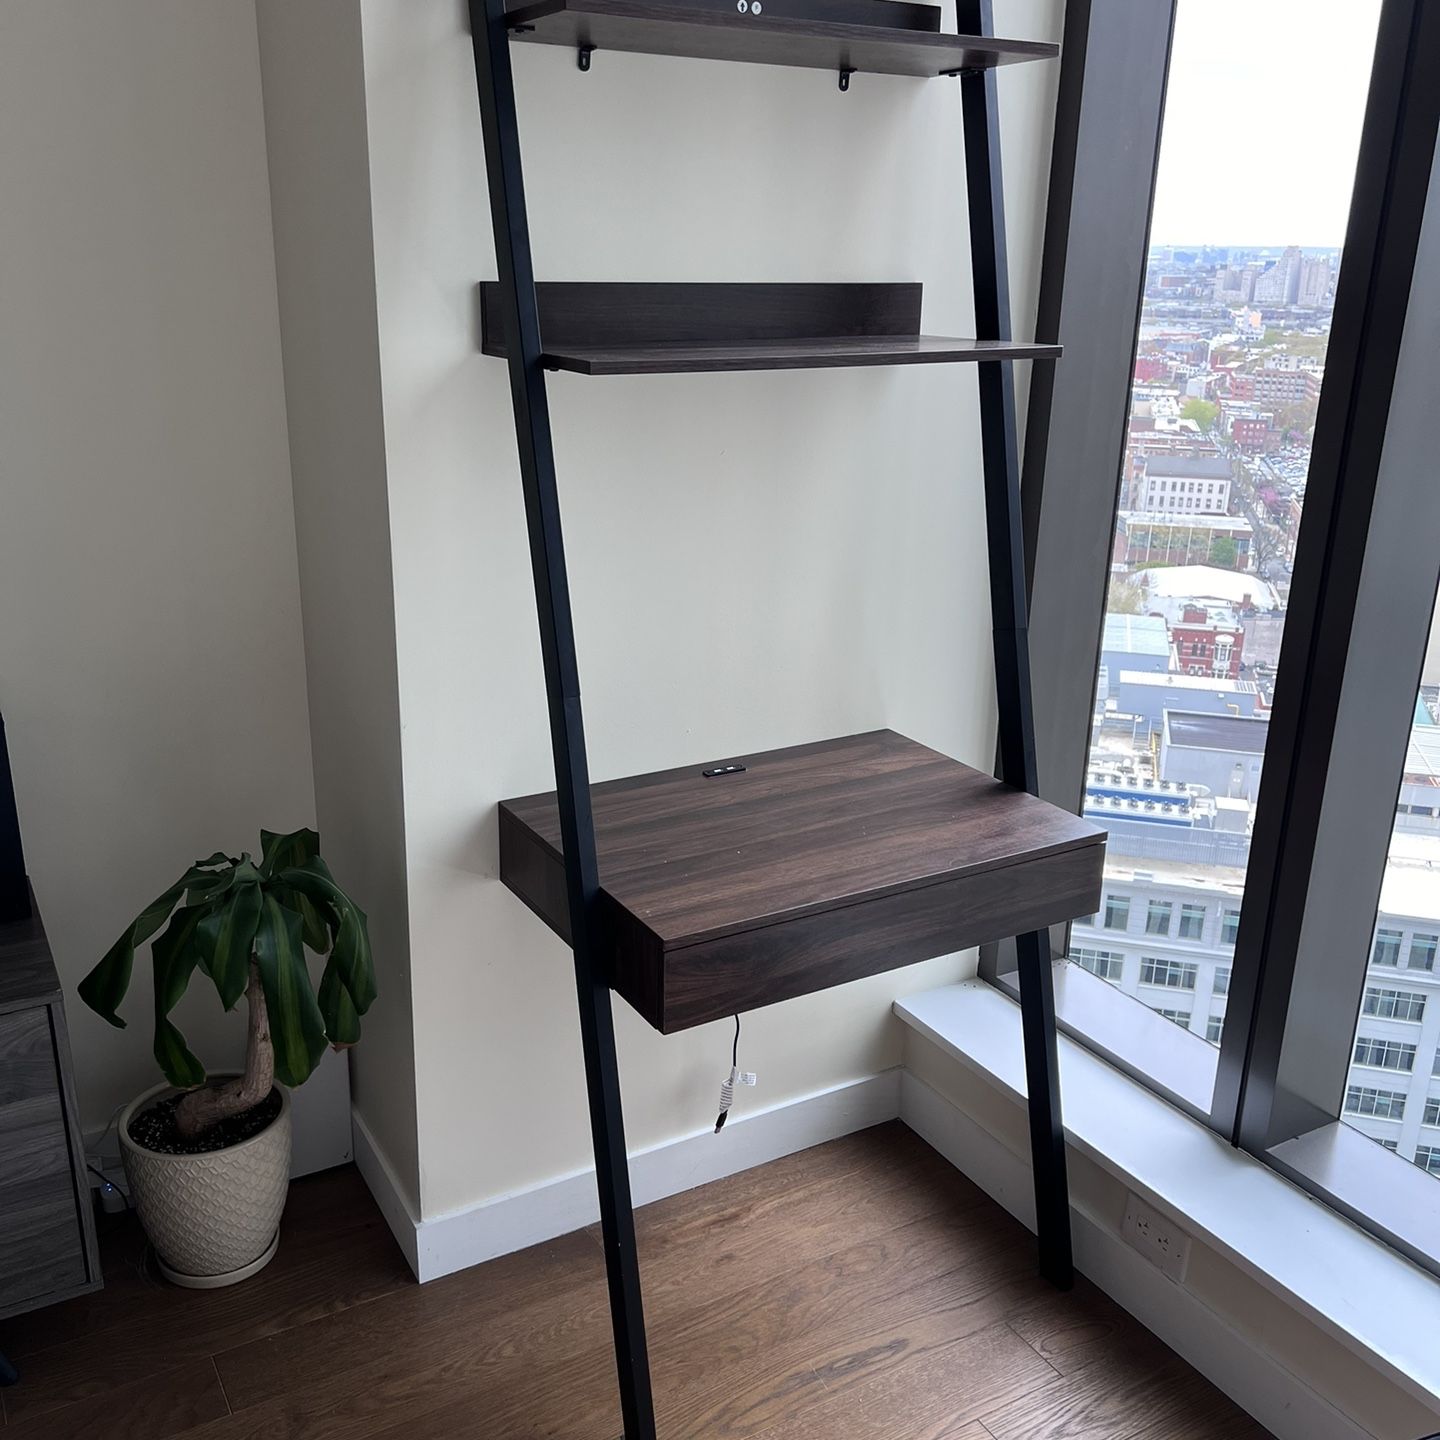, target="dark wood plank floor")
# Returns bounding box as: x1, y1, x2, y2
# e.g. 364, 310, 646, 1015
0, 1122, 1272, 1439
